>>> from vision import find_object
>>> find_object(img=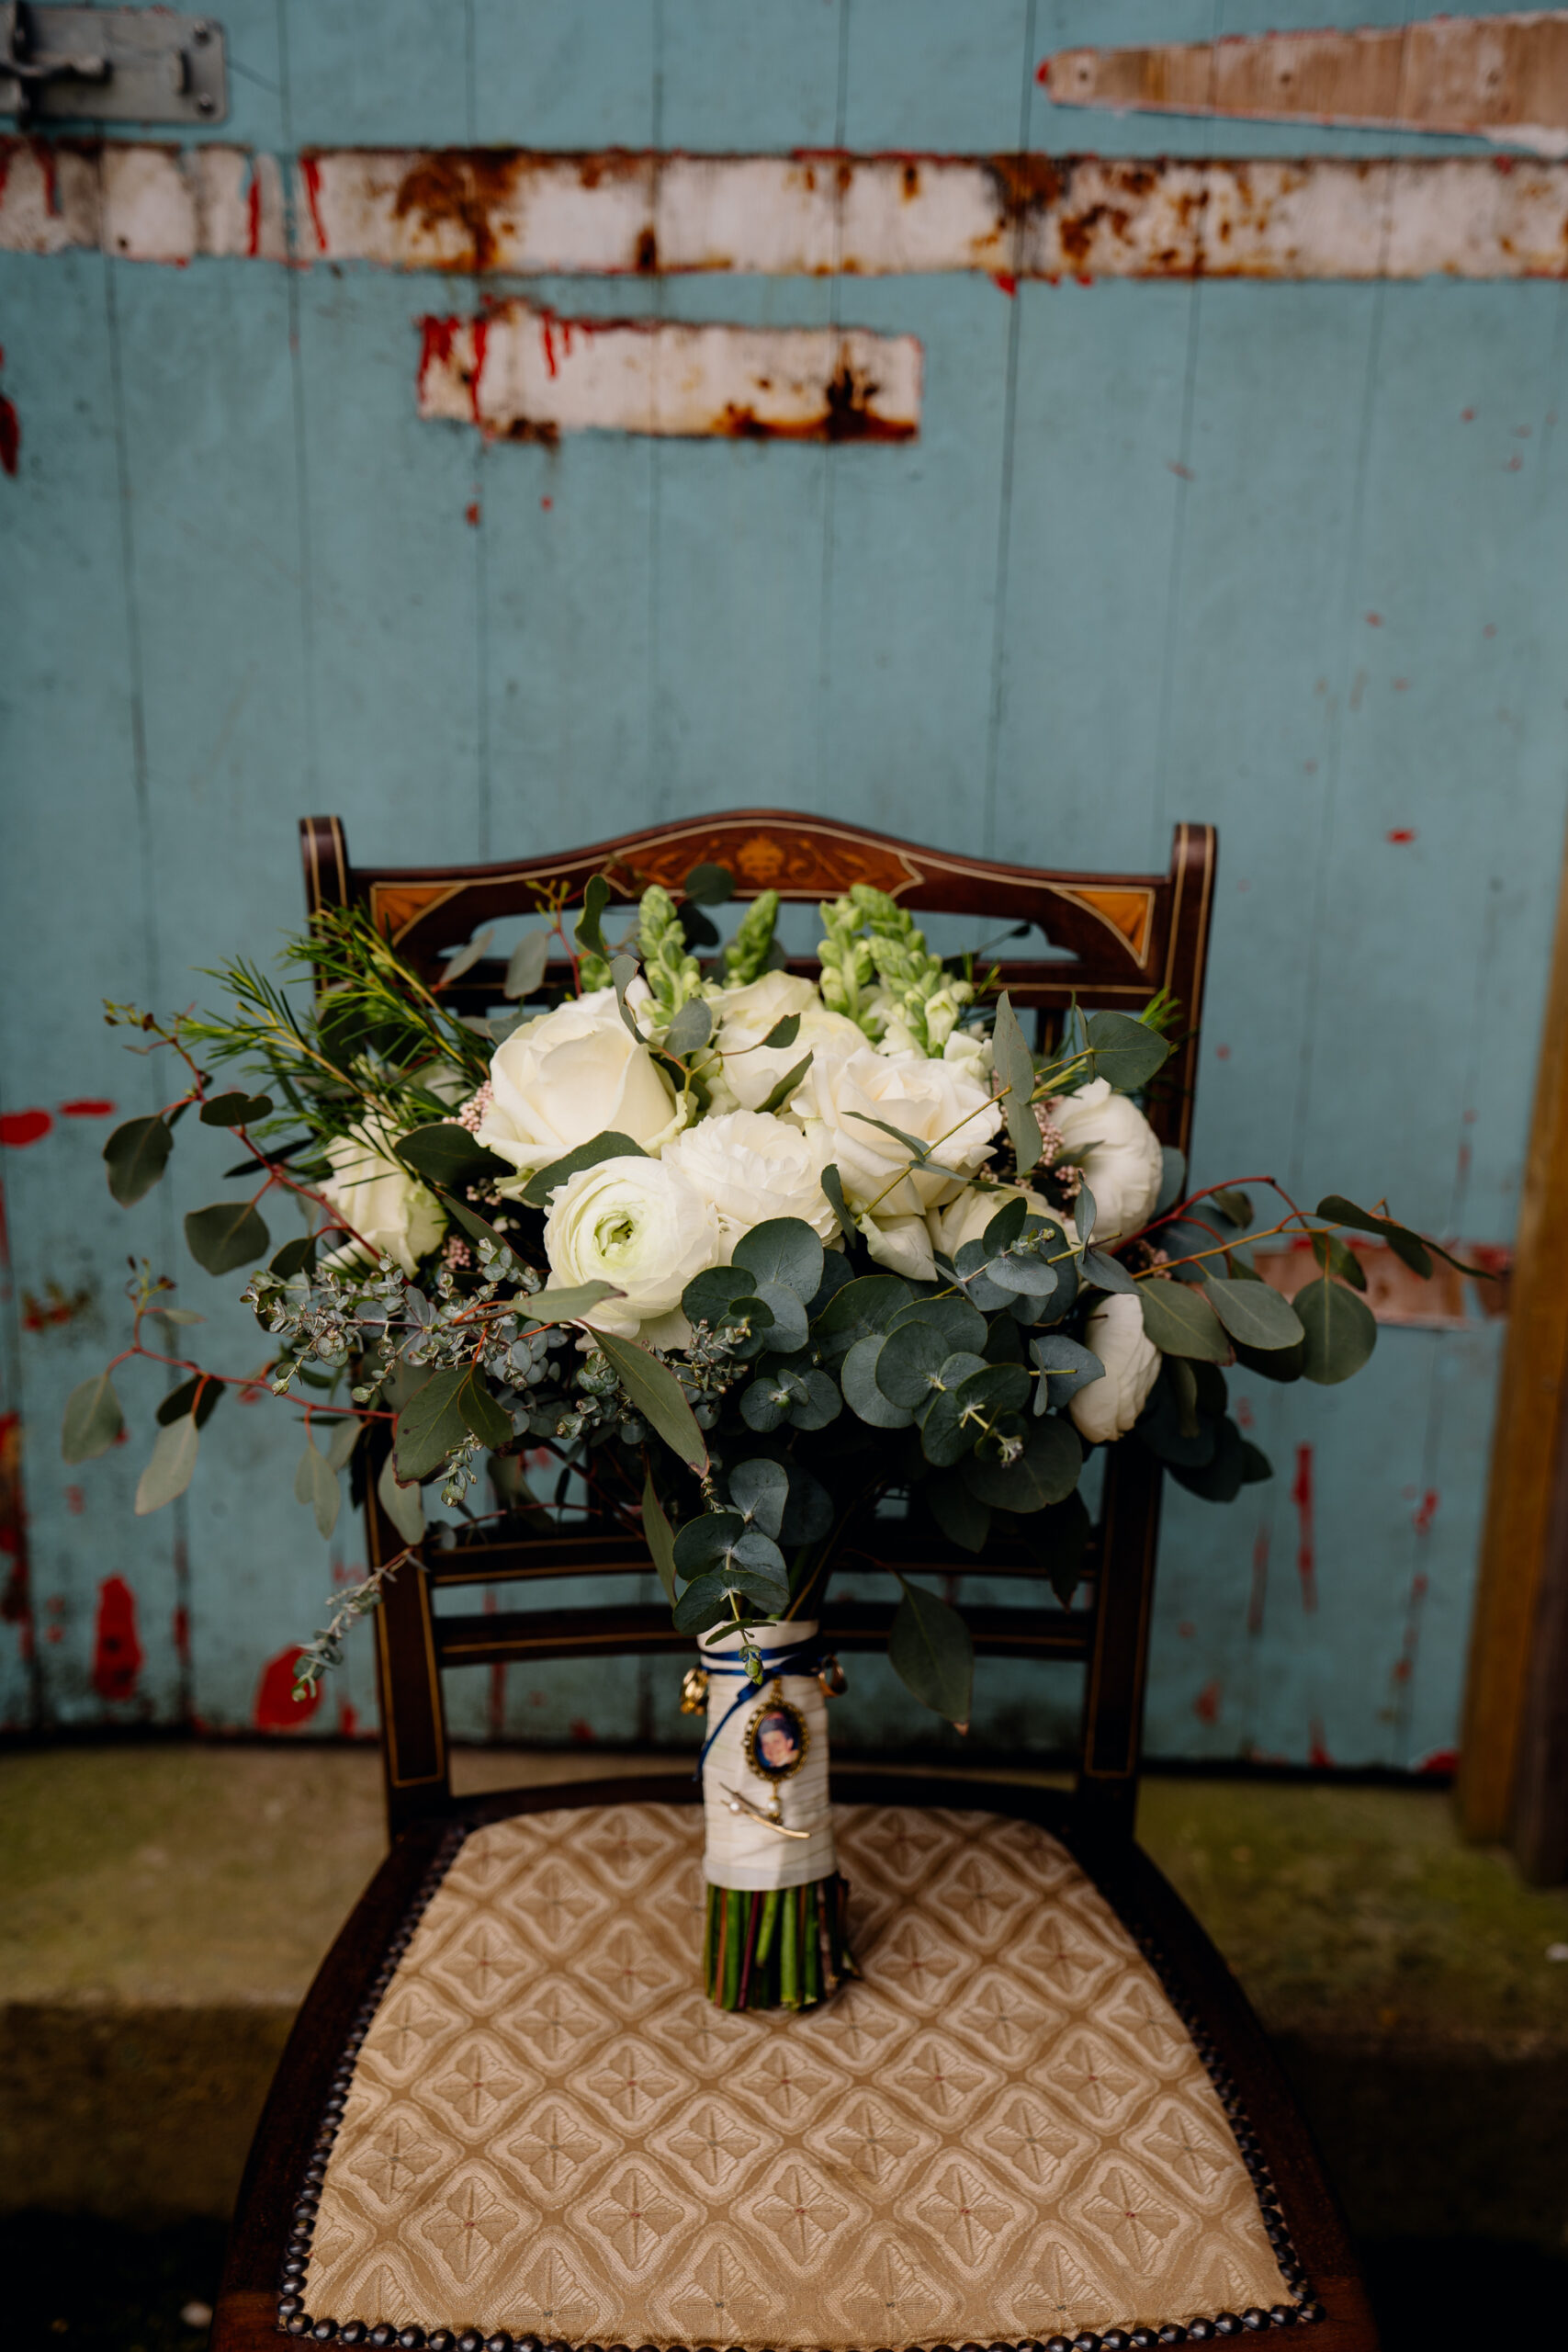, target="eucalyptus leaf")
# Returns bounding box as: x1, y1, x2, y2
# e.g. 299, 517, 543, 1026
156, 1374, 222, 1430
1312, 1227, 1369, 1292
323, 1416, 362, 1474
888, 1293, 988, 1354
962, 1414, 1082, 1510
378, 1451, 426, 1545
199, 1091, 273, 1127
294, 1432, 341, 1541
104, 1114, 172, 1206
841, 1334, 915, 1429
1085, 1007, 1171, 1092
393, 1368, 469, 1483
1314, 1193, 1438, 1277
62, 1371, 123, 1464
926, 1471, 991, 1554
575, 872, 612, 961
134, 1416, 200, 1515
525, 1279, 623, 1323
439, 927, 493, 987
503, 928, 552, 1001
395, 1123, 512, 1190
819, 1162, 859, 1247
1211, 1186, 1254, 1230
682, 862, 735, 905
849, 1112, 935, 1161
673, 1565, 788, 1634
756, 1053, 815, 1115
457, 1366, 512, 1449
749, 1279, 809, 1355
1135, 1278, 1230, 1362
642, 1471, 678, 1605
1155, 1146, 1187, 1217
674, 1510, 748, 1577
761, 1012, 800, 1049
1028, 1332, 1105, 1408
1168, 1414, 1247, 1503
521, 1130, 648, 1209
1201, 1274, 1304, 1351
442, 1192, 525, 1267
593, 1331, 709, 1471
665, 997, 713, 1057
1295, 1275, 1377, 1385
992, 992, 1043, 1176
875, 1321, 952, 1408
1081, 1247, 1137, 1295
185, 1199, 271, 1277
729, 1457, 789, 1540
733, 1217, 824, 1302
888, 1576, 974, 1728
813, 1272, 911, 1358
269, 1236, 317, 1280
